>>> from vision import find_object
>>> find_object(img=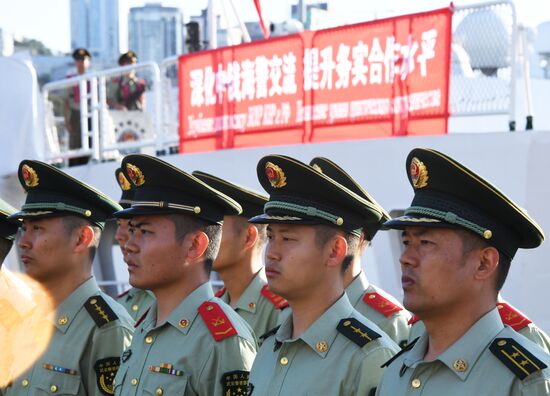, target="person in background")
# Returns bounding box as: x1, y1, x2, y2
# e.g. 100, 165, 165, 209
193, 171, 288, 340
107, 51, 146, 111
310, 157, 411, 347
63, 48, 92, 166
